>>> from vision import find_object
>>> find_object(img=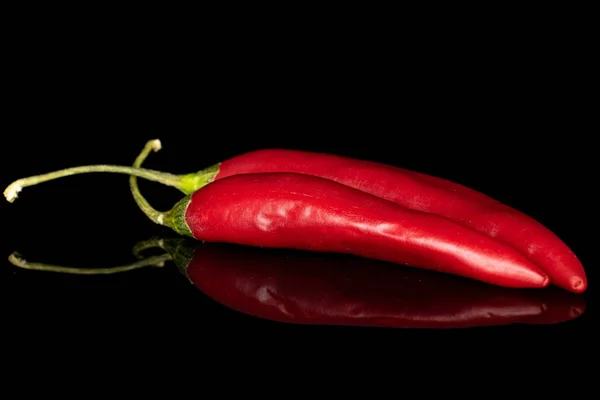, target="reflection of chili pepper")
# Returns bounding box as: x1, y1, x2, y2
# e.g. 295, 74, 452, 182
518, 287, 586, 325
8, 238, 584, 329
5, 143, 549, 288
9, 239, 585, 328
156, 239, 584, 329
